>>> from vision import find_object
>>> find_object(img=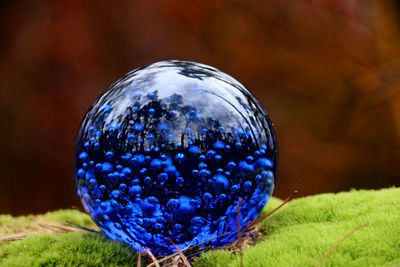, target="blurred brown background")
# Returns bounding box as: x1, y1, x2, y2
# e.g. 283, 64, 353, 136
1, 0, 399, 215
